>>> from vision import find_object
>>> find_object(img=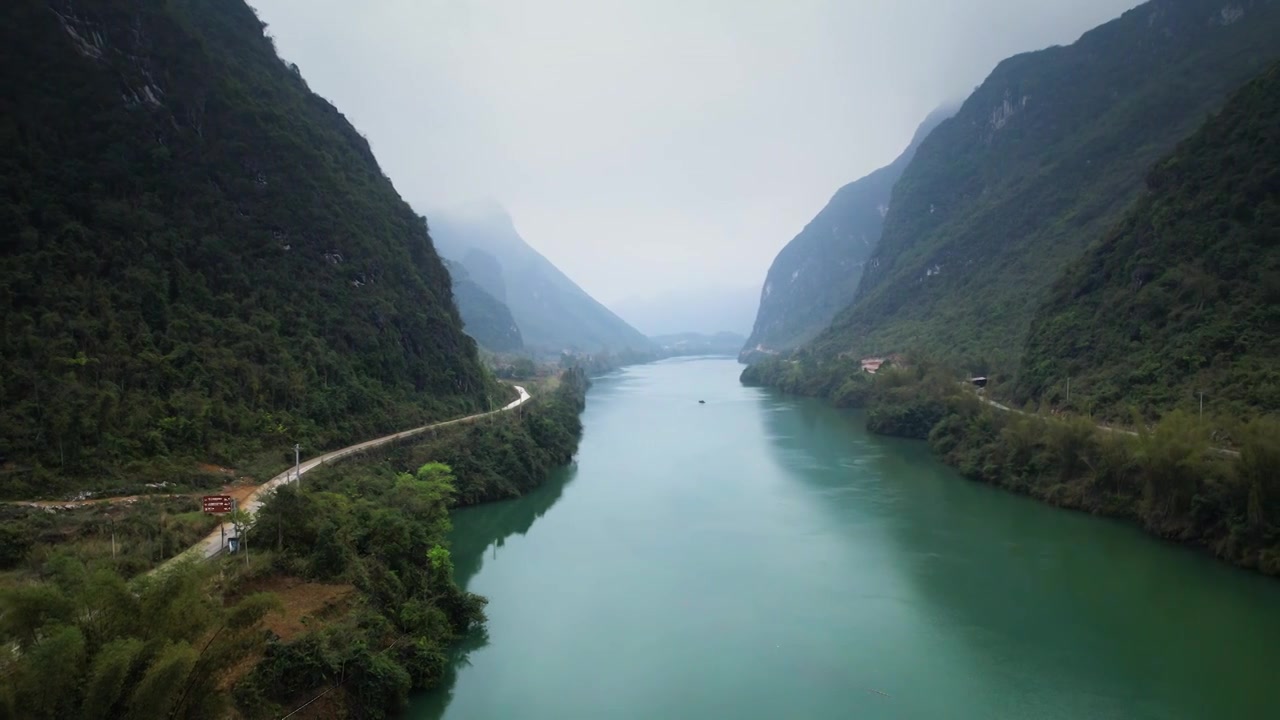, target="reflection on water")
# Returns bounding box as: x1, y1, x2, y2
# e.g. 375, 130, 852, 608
411, 358, 1280, 720
414, 464, 579, 715
451, 465, 580, 588
755, 389, 1280, 719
